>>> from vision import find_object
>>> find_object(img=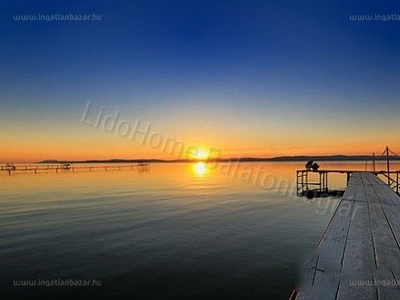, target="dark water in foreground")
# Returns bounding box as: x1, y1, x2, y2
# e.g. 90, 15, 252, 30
0, 162, 377, 300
